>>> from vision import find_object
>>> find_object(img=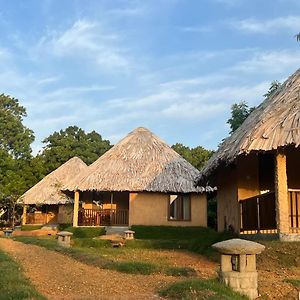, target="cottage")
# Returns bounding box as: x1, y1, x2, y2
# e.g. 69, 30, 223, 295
197, 69, 300, 241
19, 157, 87, 225
64, 127, 212, 227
